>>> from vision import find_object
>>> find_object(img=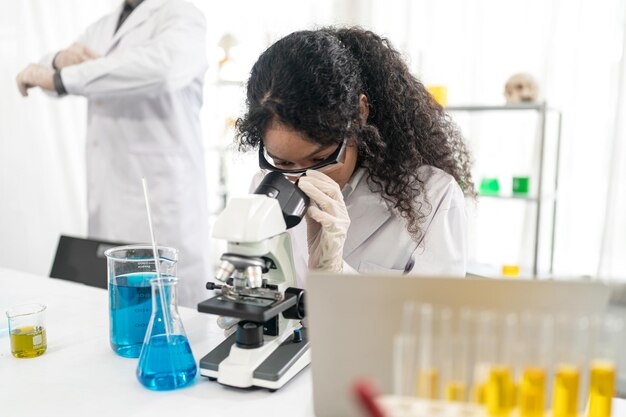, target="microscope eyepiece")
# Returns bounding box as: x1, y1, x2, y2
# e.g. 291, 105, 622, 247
254, 171, 309, 229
